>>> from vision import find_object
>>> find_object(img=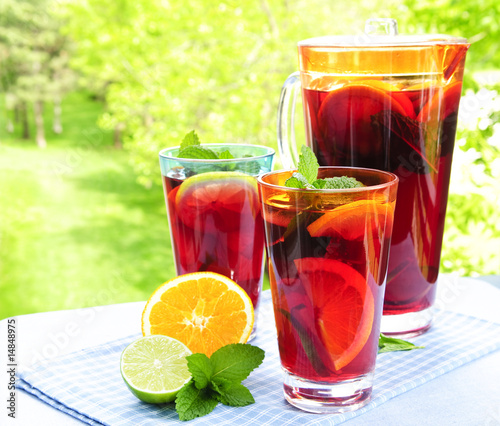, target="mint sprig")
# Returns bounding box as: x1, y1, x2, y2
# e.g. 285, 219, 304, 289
175, 343, 265, 421
296, 144, 319, 183
179, 129, 201, 149
378, 333, 425, 354
285, 145, 364, 189
175, 383, 218, 421
175, 130, 260, 174
178, 130, 219, 159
